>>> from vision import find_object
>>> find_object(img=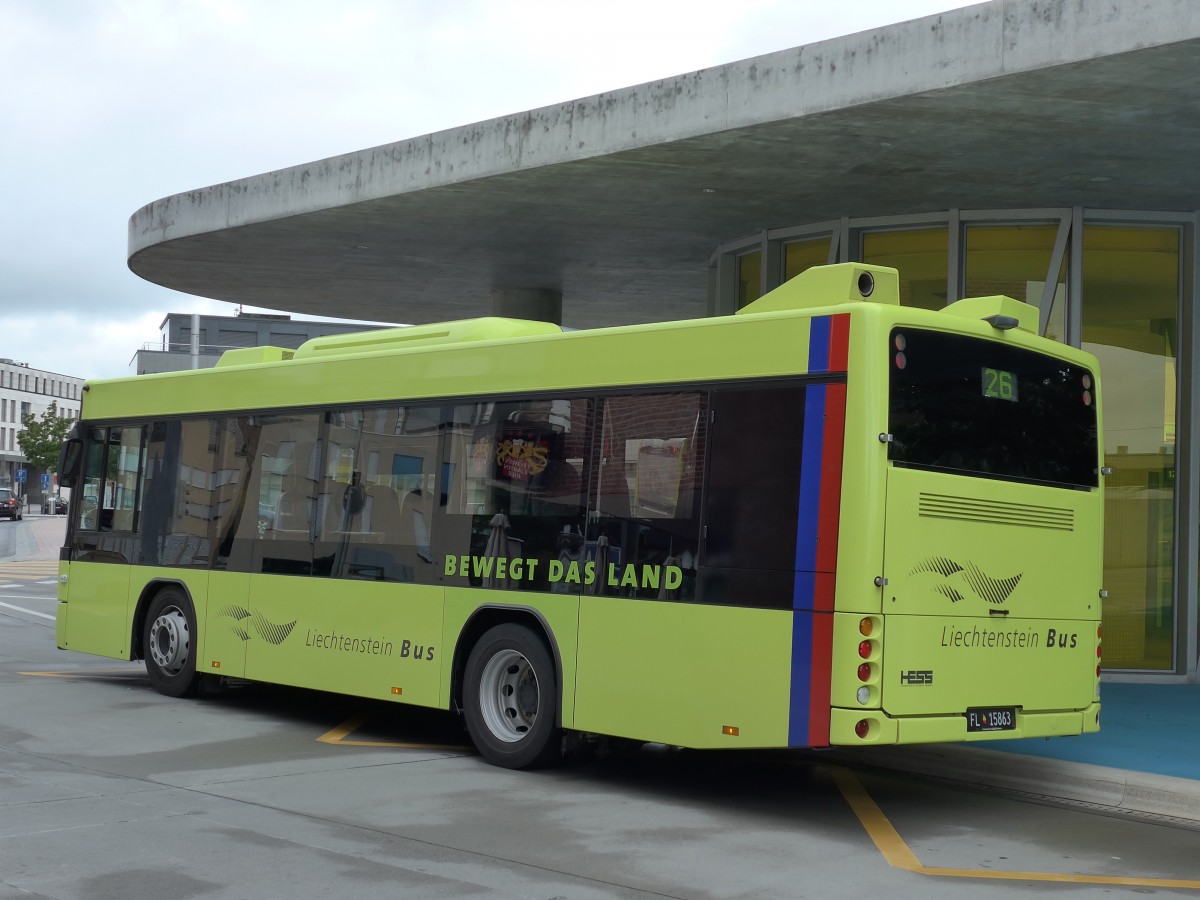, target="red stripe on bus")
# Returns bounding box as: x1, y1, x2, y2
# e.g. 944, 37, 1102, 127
814, 382, 847, 602
828, 313, 851, 371
808, 608, 834, 746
